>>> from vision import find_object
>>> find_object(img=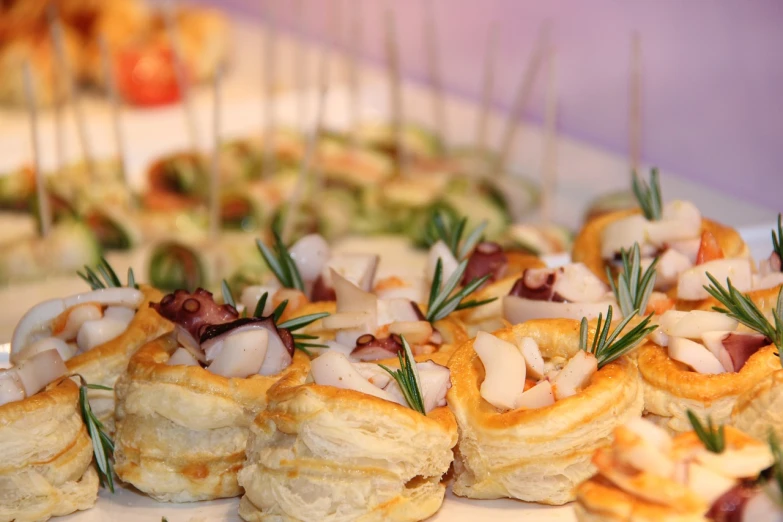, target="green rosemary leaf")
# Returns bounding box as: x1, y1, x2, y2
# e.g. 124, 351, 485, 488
454, 296, 498, 311
687, 410, 725, 454
379, 336, 425, 414
704, 274, 781, 350
99, 257, 122, 287
292, 333, 319, 340
426, 210, 488, 259
127, 268, 137, 289
632, 168, 663, 221
584, 306, 656, 368
435, 273, 493, 320
85, 383, 113, 391
254, 292, 269, 318
221, 280, 236, 308
459, 221, 488, 259
428, 258, 443, 306
609, 243, 659, 317
772, 213, 783, 265
278, 312, 330, 332
451, 217, 467, 255
272, 300, 289, 323
78, 384, 115, 492
256, 239, 285, 284
77, 268, 104, 290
